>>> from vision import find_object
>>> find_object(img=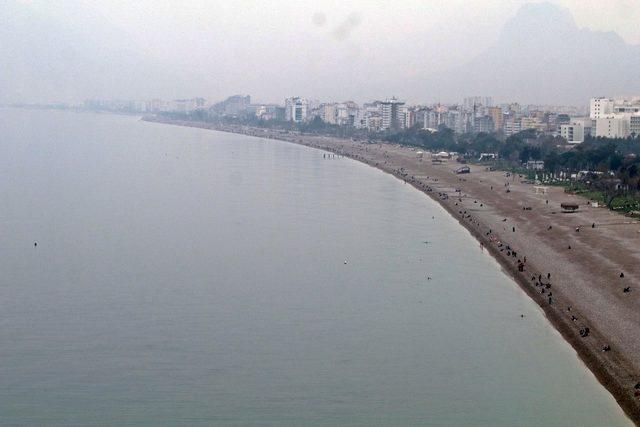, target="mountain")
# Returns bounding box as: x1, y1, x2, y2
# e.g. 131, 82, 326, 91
2, 1, 637, 106
420, 2, 640, 105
